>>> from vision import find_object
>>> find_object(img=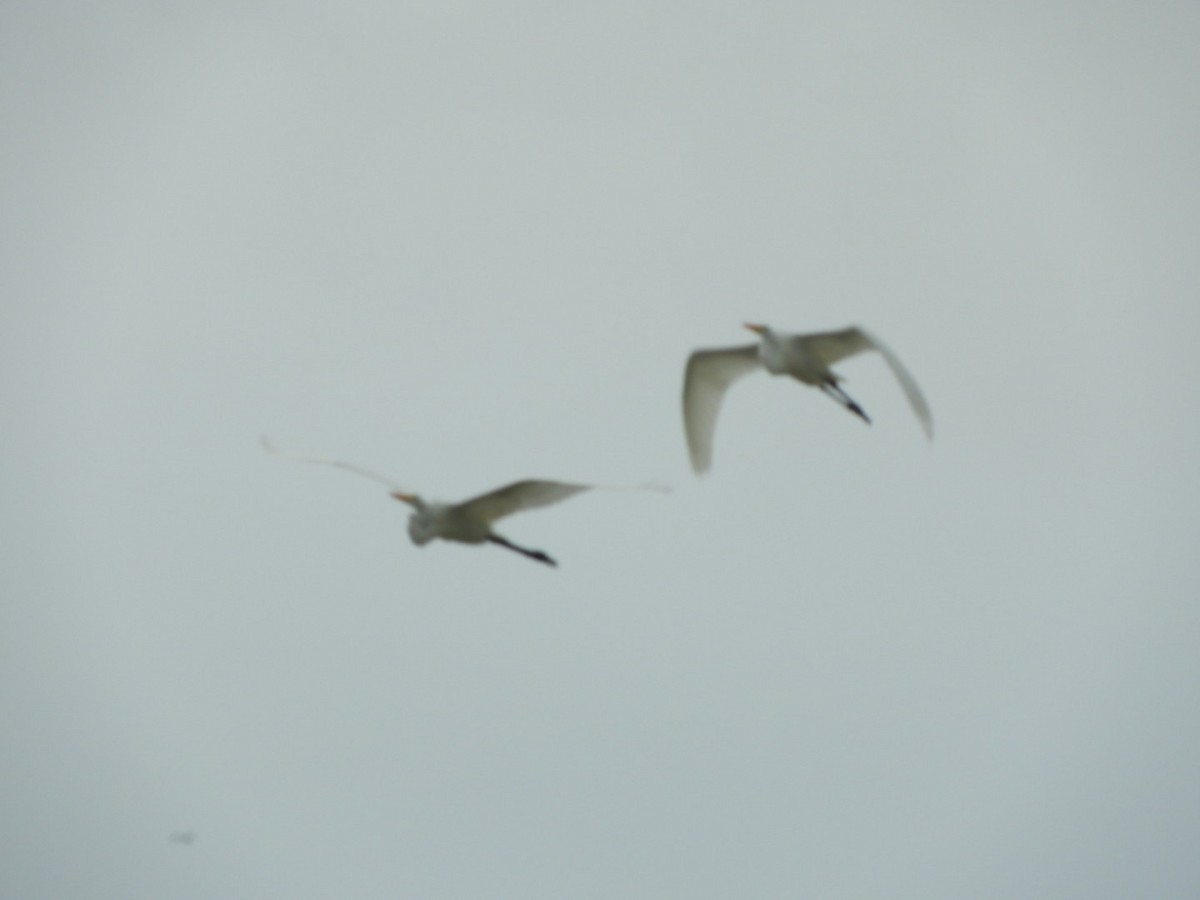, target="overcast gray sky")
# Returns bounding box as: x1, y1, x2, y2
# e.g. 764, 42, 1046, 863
3, 2, 1199, 897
